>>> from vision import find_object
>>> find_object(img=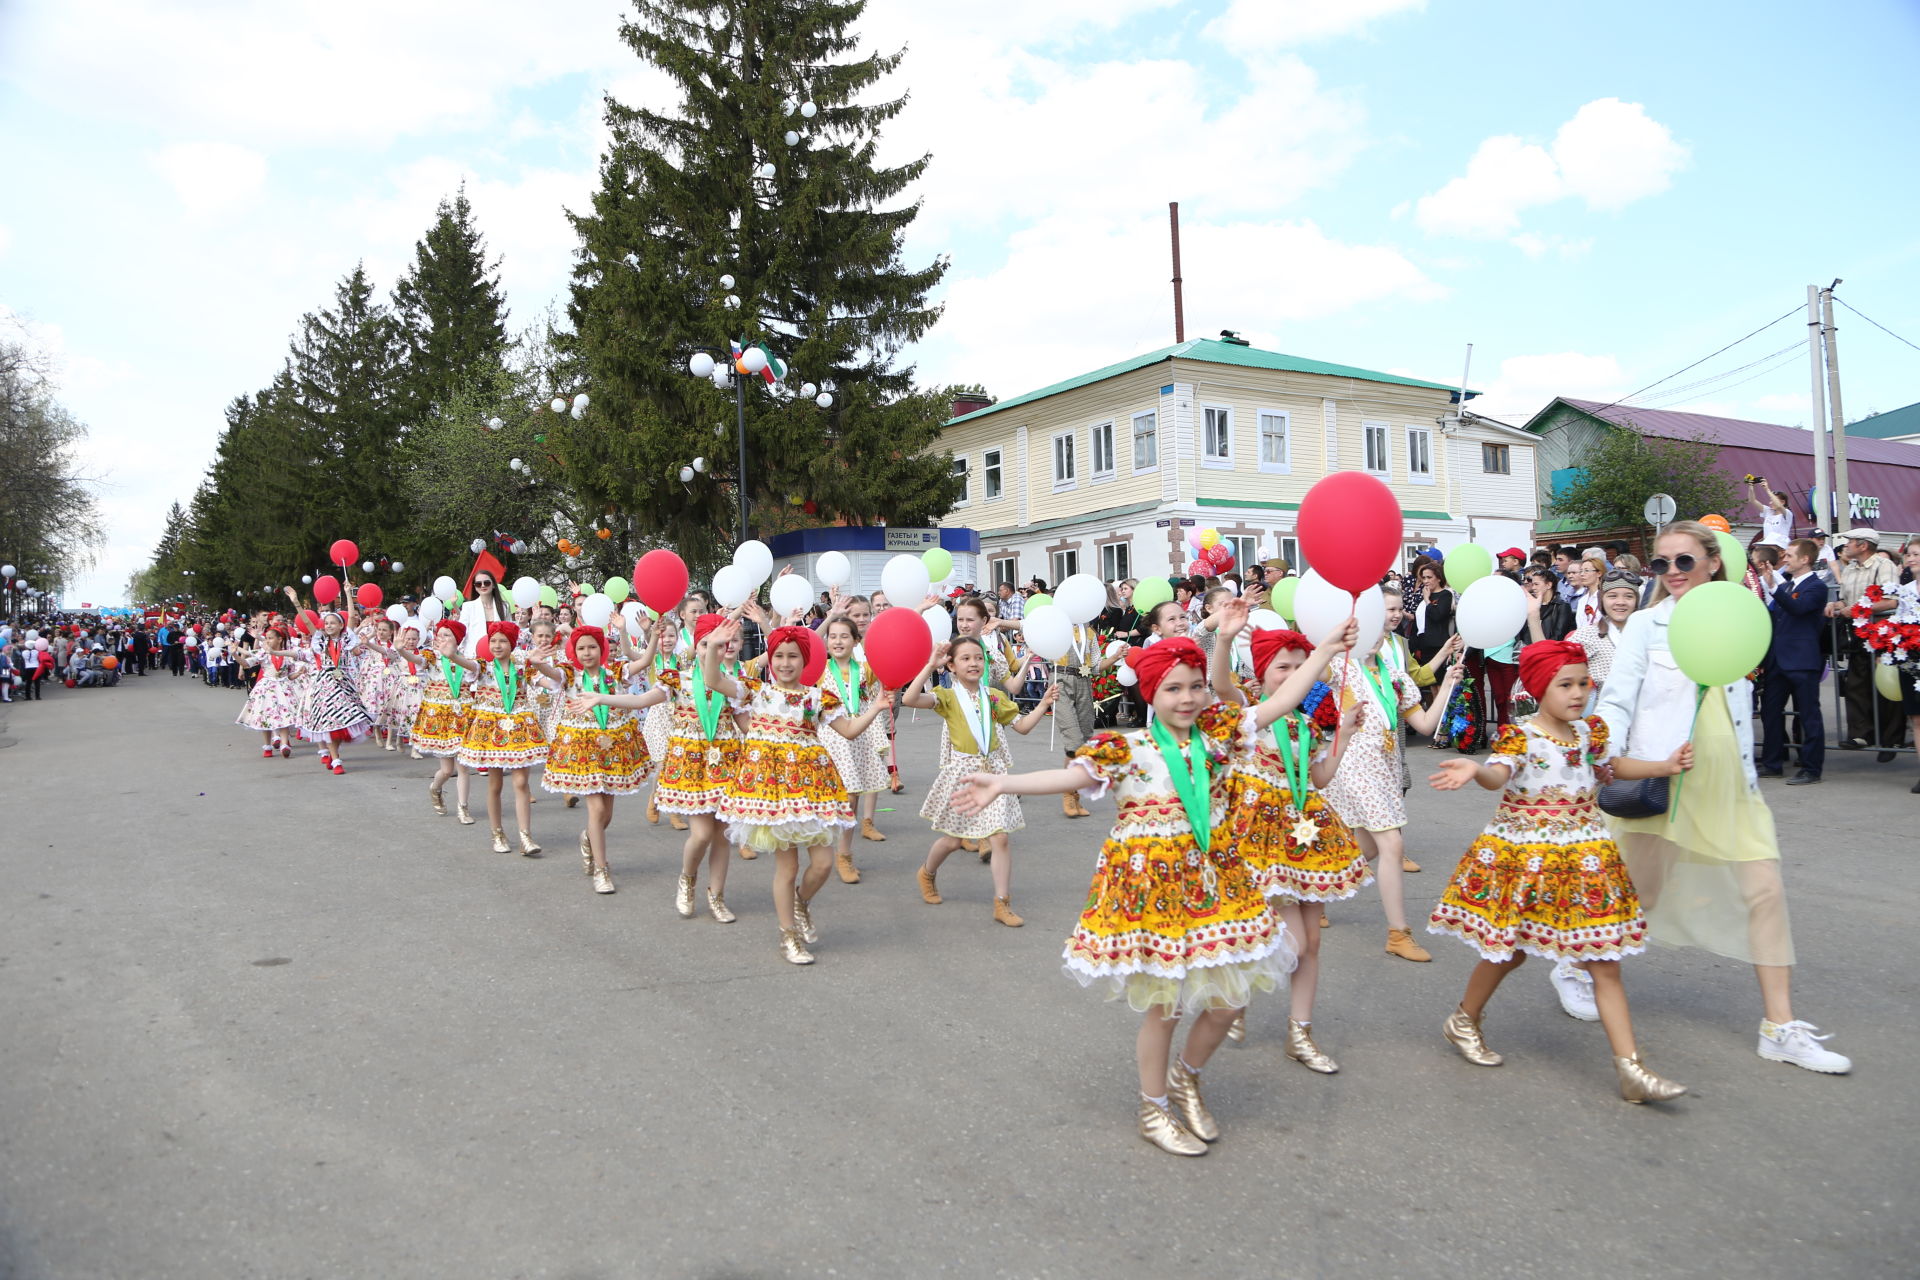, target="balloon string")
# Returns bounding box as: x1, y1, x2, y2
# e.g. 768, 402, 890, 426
1329, 593, 1359, 759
